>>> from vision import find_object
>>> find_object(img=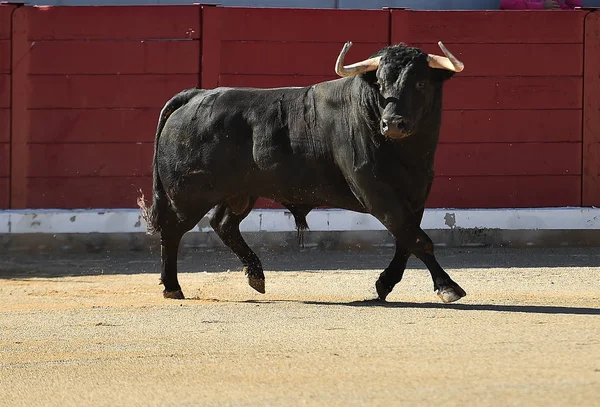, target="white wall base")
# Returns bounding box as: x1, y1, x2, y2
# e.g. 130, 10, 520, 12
1, 207, 599, 234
